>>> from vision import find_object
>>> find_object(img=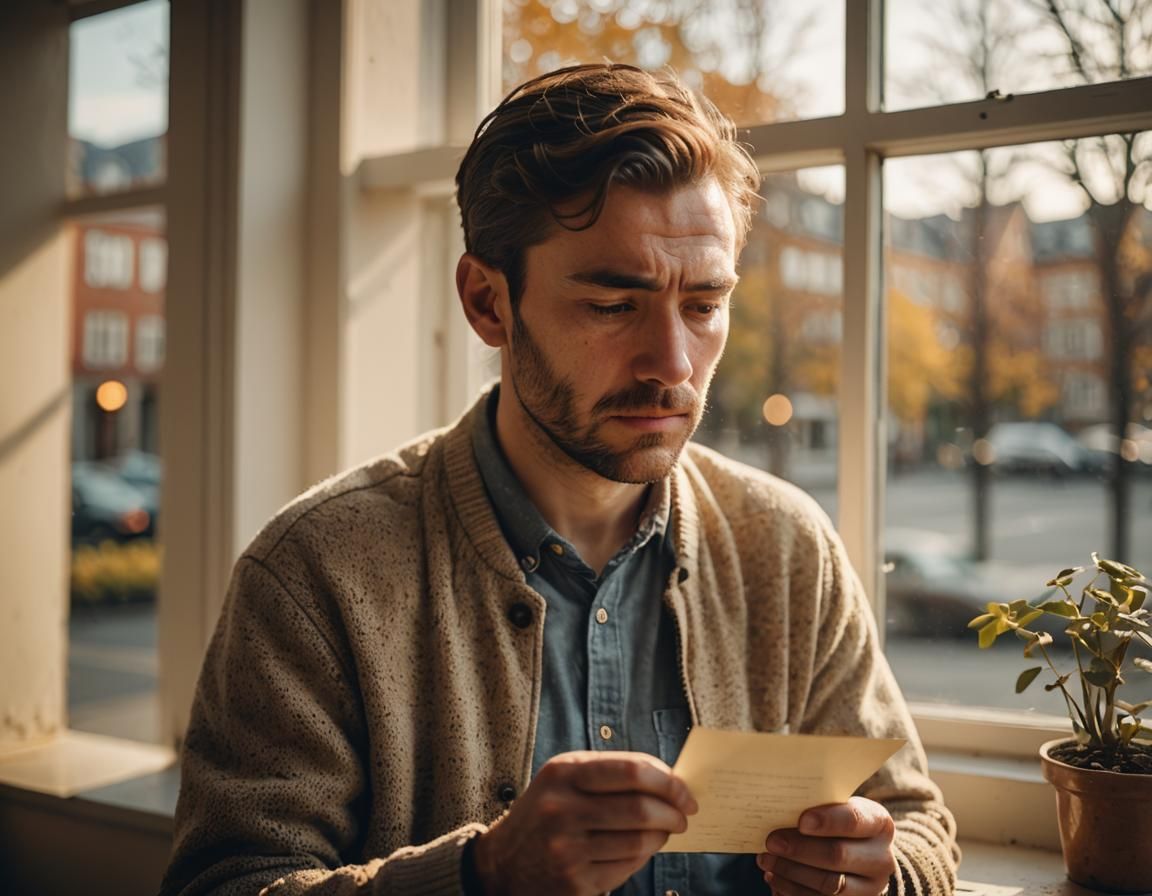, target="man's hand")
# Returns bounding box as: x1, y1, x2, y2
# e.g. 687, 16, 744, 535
756, 797, 896, 896
472, 751, 697, 896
